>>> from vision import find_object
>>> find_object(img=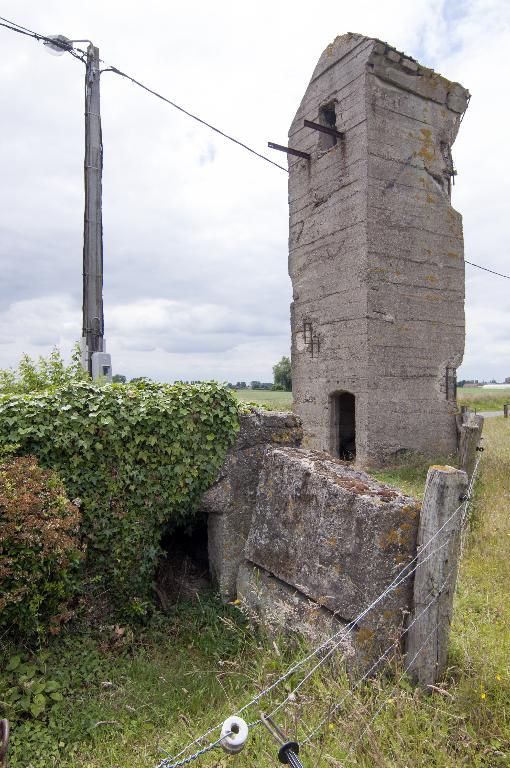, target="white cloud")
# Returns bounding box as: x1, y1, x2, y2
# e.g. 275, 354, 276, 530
0, 0, 508, 381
